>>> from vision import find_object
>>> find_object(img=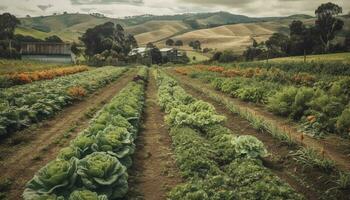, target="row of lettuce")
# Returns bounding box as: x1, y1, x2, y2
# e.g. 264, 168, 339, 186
155, 70, 303, 199
176, 66, 350, 138
23, 67, 148, 199
0, 66, 89, 88
0, 67, 127, 137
